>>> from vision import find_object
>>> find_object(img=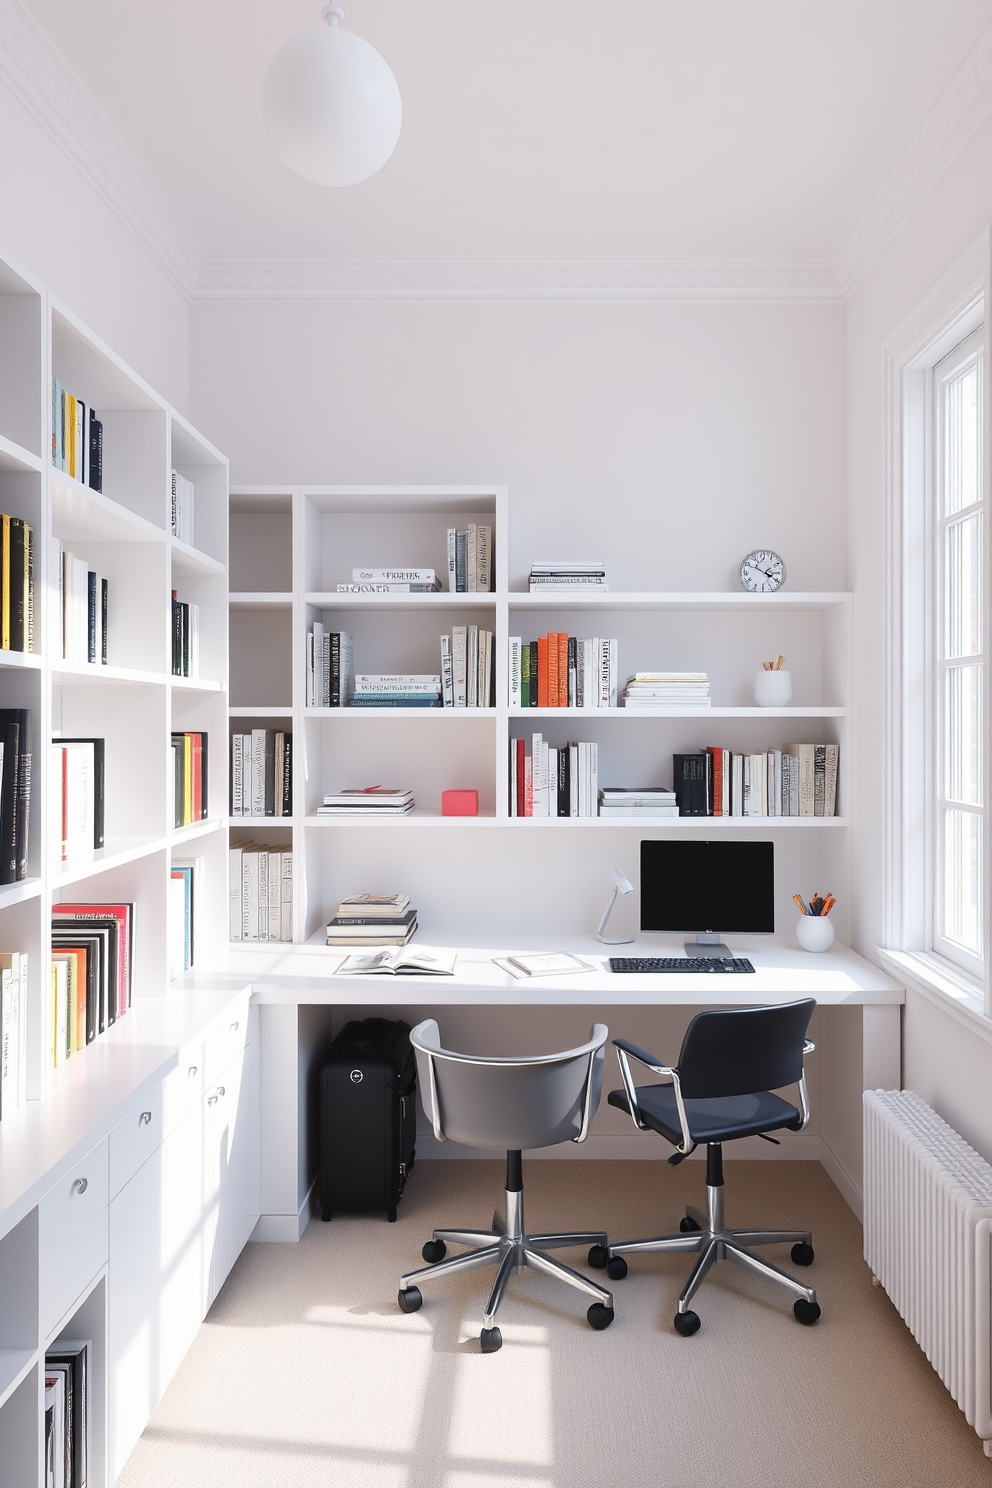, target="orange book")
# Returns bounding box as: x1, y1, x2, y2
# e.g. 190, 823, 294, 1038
557, 634, 568, 707
537, 635, 549, 707
547, 632, 558, 707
